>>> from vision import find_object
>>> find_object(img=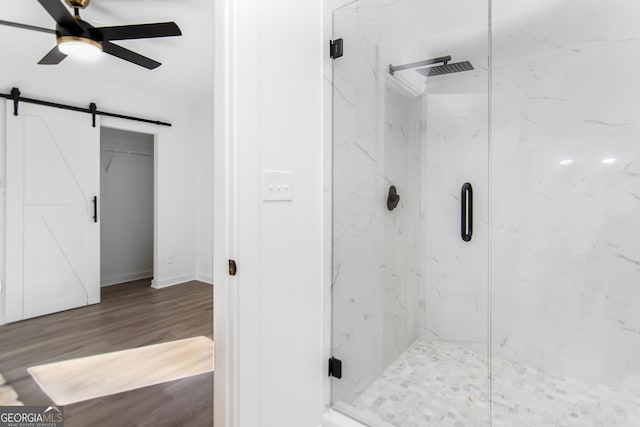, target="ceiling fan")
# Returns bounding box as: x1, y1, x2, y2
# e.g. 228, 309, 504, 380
0, 0, 182, 69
